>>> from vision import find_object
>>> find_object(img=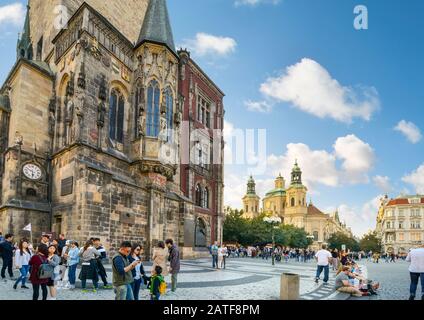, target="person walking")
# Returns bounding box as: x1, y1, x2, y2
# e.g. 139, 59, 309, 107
29, 246, 49, 300
128, 244, 146, 300
78, 240, 100, 292
13, 239, 32, 289
406, 244, 424, 300
314, 244, 332, 285
331, 249, 339, 271
211, 241, 219, 269
65, 241, 79, 289
0, 234, 15, 281
151, 241, 169, 277
93, 238, 112, 289
112, 241, 140, 300
166, 239, 180, 293
46, 245, 61, 300
57, 240, 71, 289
